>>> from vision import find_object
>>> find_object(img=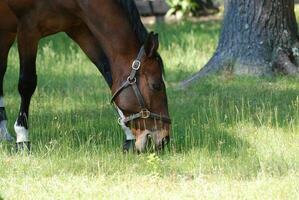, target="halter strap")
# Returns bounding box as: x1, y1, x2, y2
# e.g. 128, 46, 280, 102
121, 110, 172, 124
110, 47, 145, 103
111, 46, 171, 125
